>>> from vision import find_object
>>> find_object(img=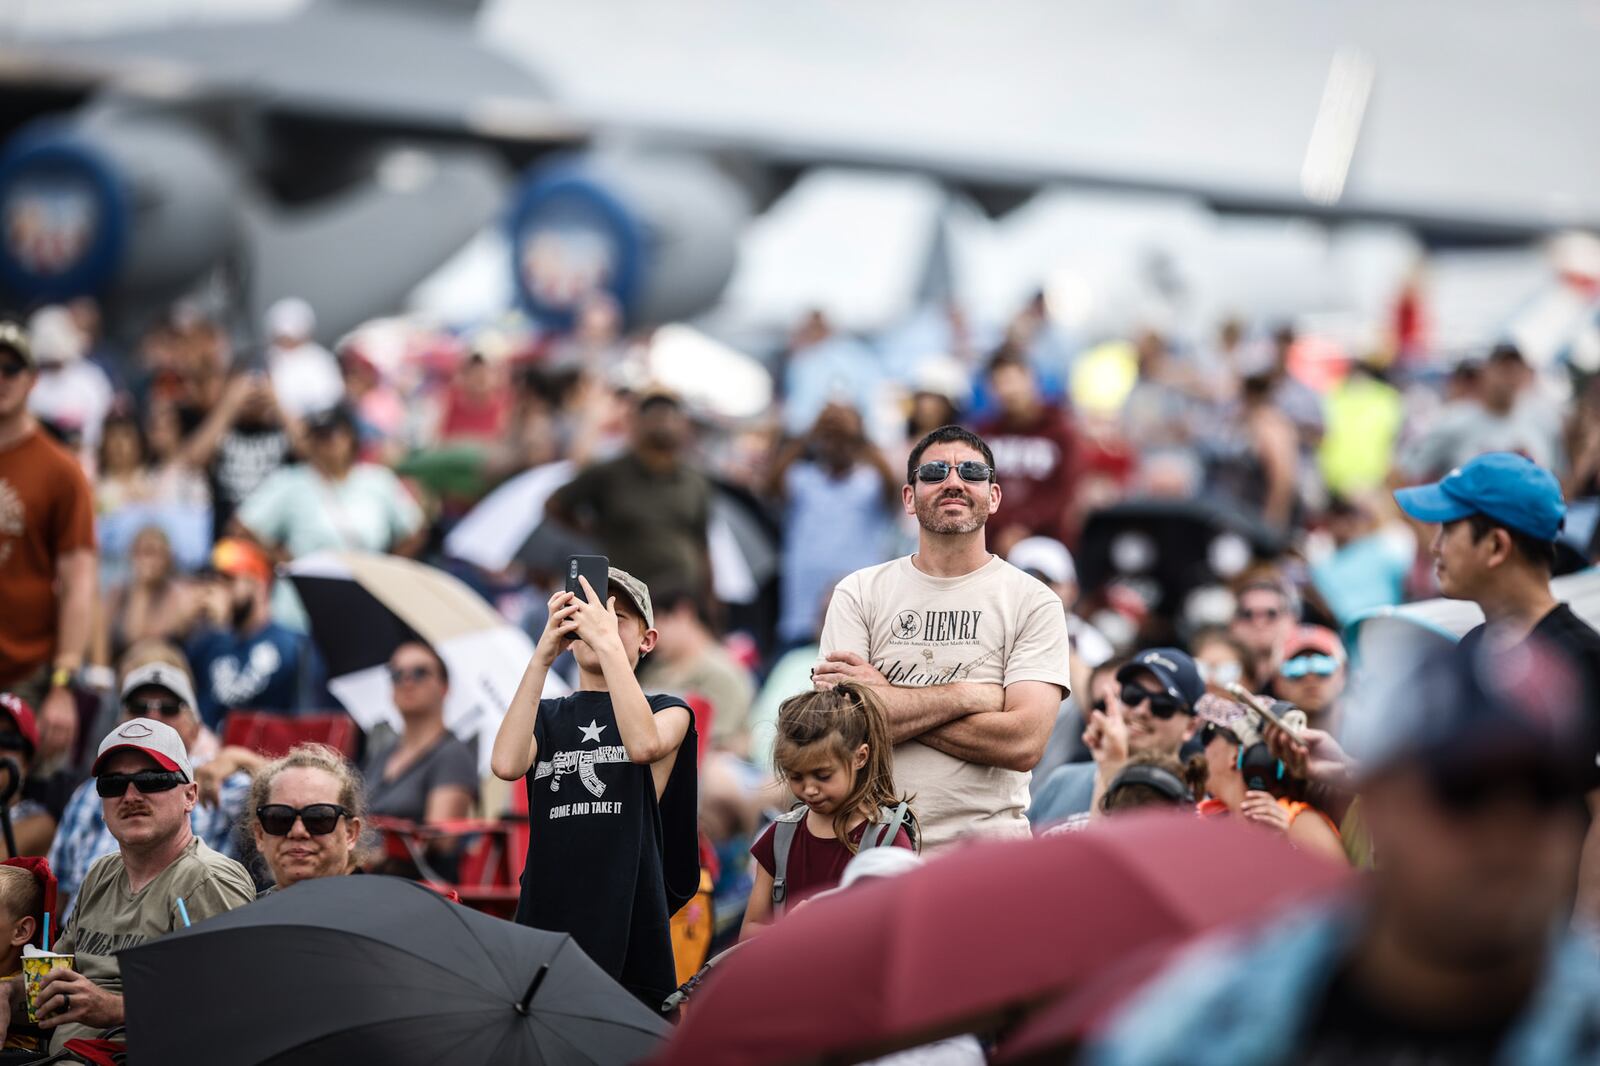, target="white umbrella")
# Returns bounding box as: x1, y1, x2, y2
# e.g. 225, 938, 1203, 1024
287, 551, 568, 773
